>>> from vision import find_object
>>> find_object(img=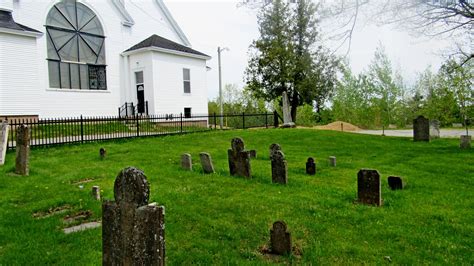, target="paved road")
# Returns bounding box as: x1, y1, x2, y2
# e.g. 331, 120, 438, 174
354, 129, 469, 138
